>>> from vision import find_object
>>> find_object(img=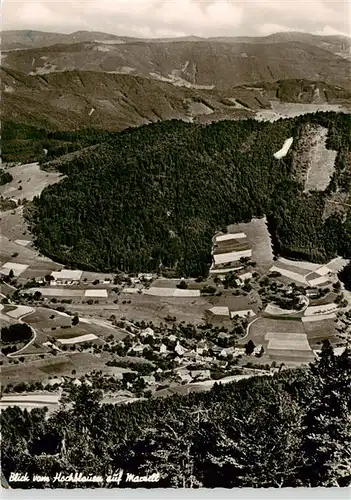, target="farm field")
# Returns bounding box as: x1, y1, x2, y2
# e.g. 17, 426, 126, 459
23, 287, 85, 297
269, 265, 308, 285
303, 317, 340, 349
243, 316, 313, 365
143, 287, 200, 297
265, 331, 315, 363
0, 392, 61, 413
